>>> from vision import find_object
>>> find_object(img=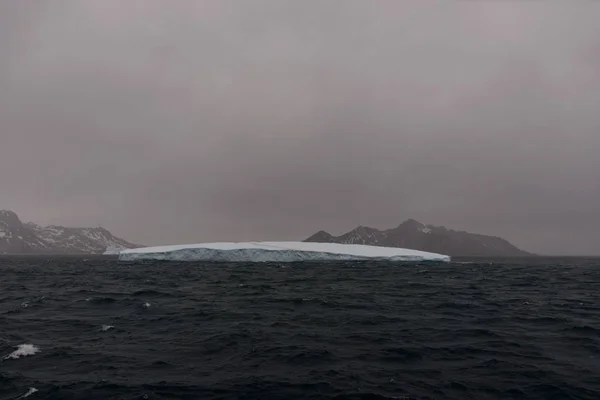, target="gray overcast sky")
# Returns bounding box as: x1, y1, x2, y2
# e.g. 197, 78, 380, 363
1, 1, 599, 255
